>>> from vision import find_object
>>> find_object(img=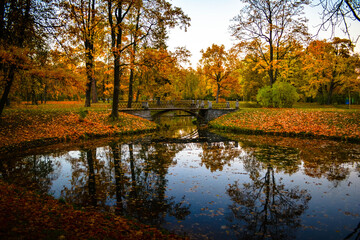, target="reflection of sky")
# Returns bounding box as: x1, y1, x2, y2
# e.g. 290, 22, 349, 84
50, 151, 80, 198
164, 144, 245, 238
